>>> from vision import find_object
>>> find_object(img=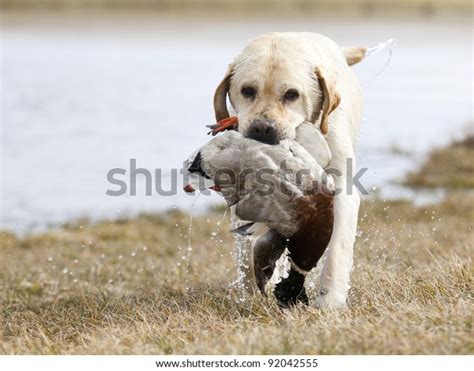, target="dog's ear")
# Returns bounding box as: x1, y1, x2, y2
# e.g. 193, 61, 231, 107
213, 64, 234, 122
314, 67, 341, 135
342, 46, 366, 66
